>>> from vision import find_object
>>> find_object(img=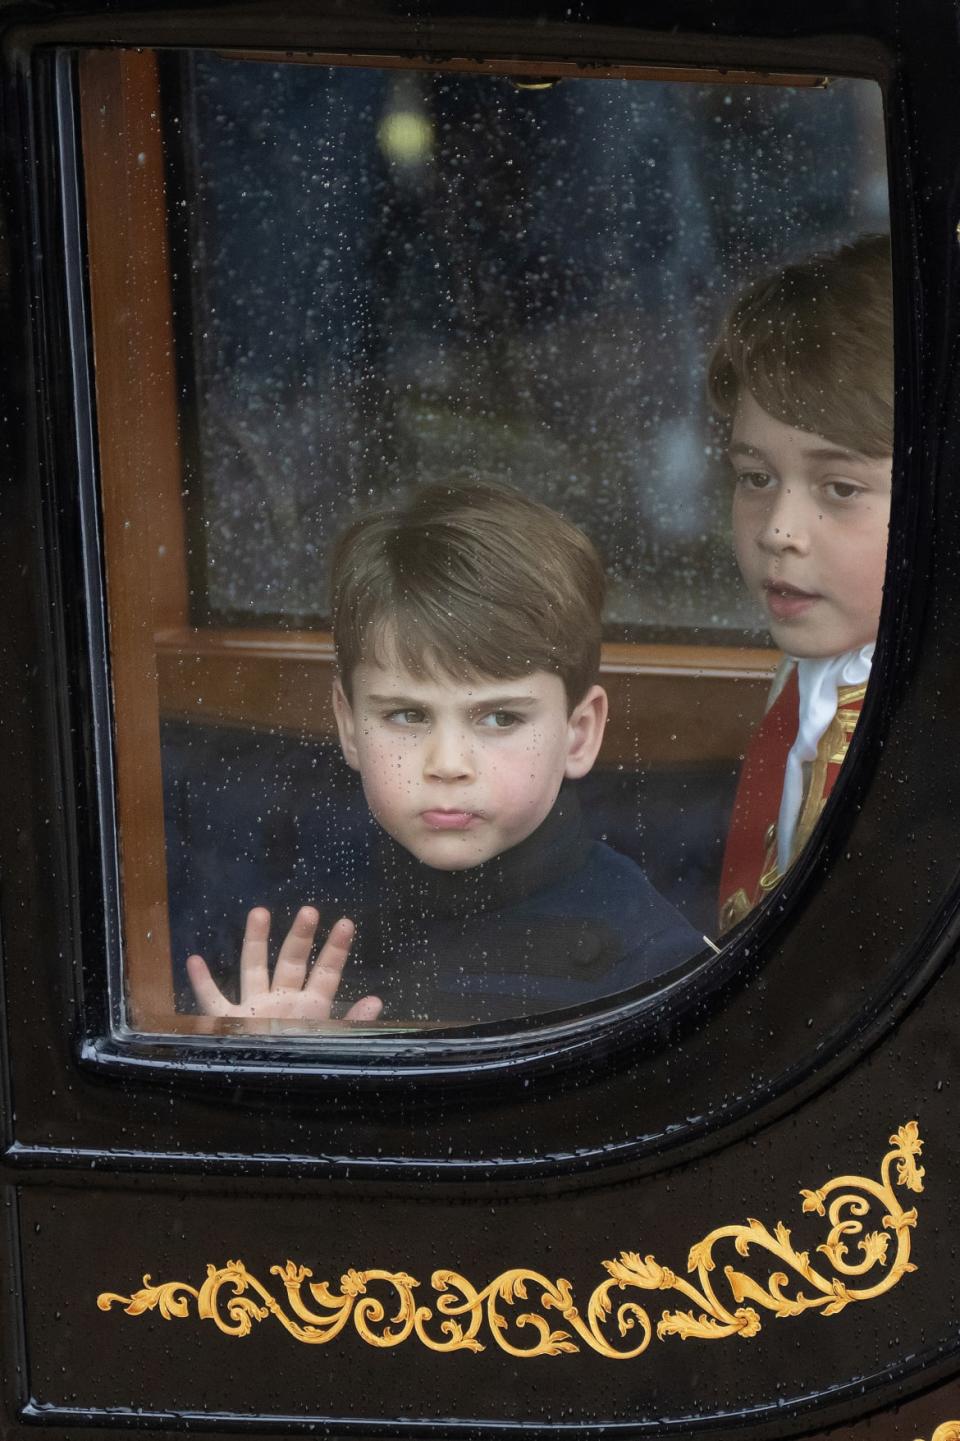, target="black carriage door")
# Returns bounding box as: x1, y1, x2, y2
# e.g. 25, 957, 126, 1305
1, 2, 960, 1438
